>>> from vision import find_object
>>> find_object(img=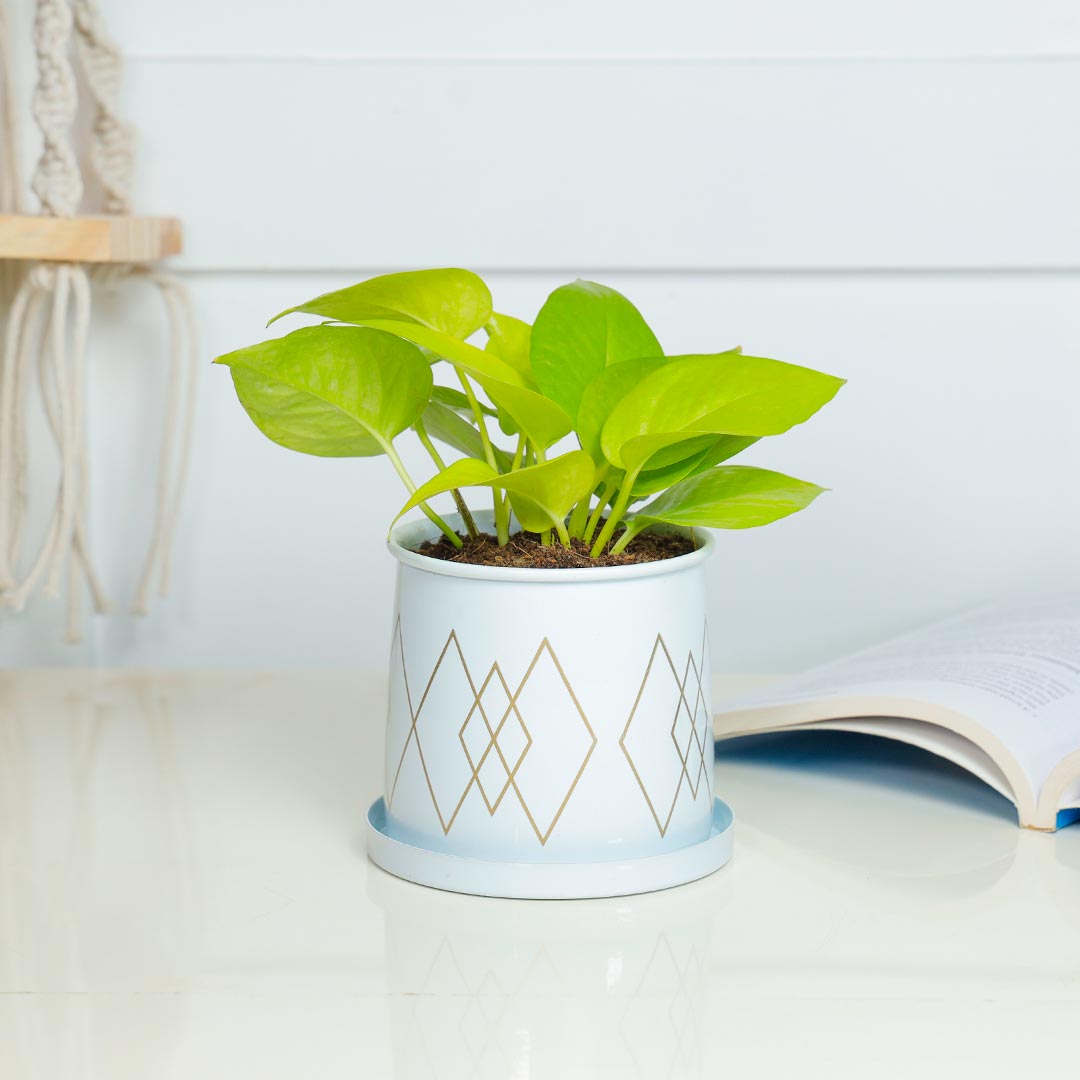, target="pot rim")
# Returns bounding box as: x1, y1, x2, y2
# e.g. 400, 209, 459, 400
387, 511, 714, 584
